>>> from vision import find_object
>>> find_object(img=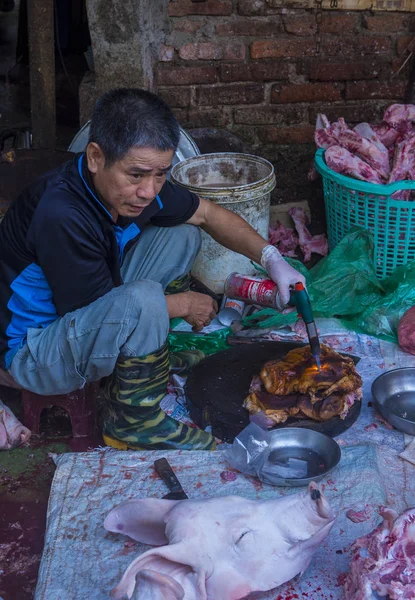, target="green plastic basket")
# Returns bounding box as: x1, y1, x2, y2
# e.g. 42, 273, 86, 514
315, 148, 415, 280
